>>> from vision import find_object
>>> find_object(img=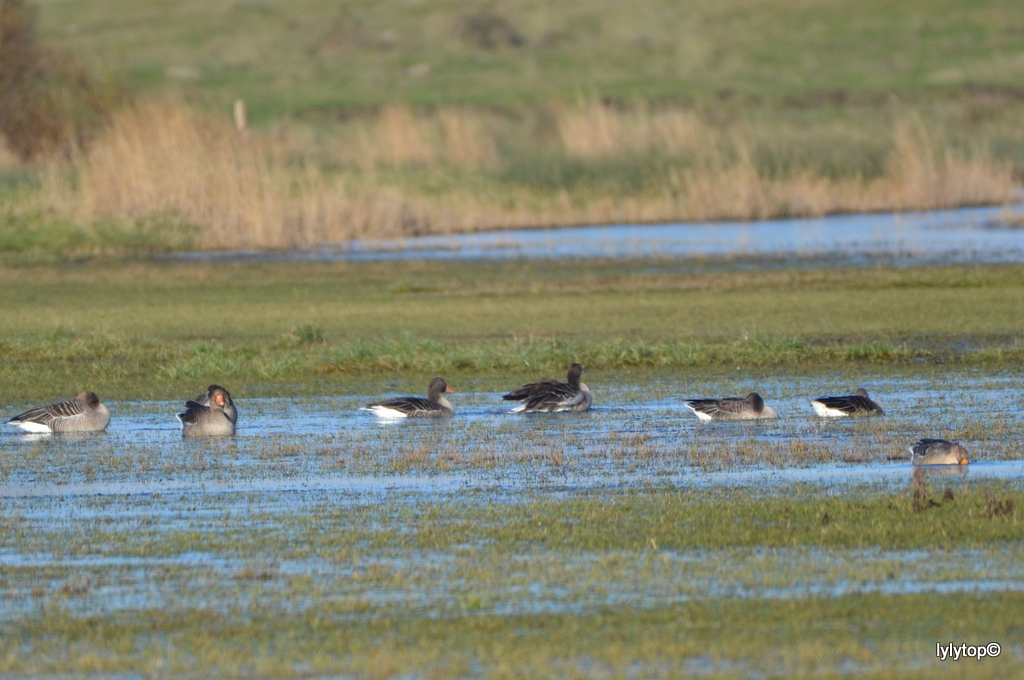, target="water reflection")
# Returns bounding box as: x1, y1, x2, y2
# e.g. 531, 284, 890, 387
12, 431, 111, 445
